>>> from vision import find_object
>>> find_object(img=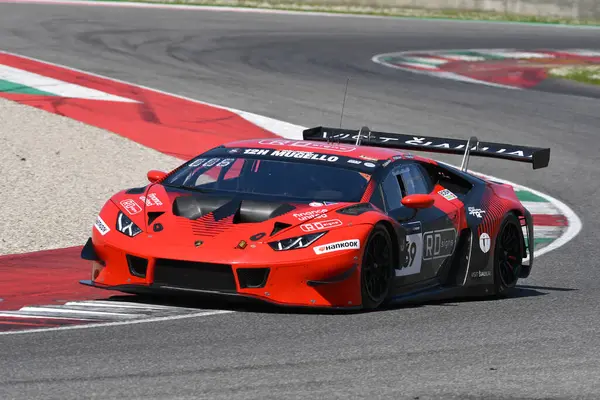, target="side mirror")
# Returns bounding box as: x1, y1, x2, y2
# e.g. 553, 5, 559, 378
147, 170, 167, 183
401, 194, 435, 209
